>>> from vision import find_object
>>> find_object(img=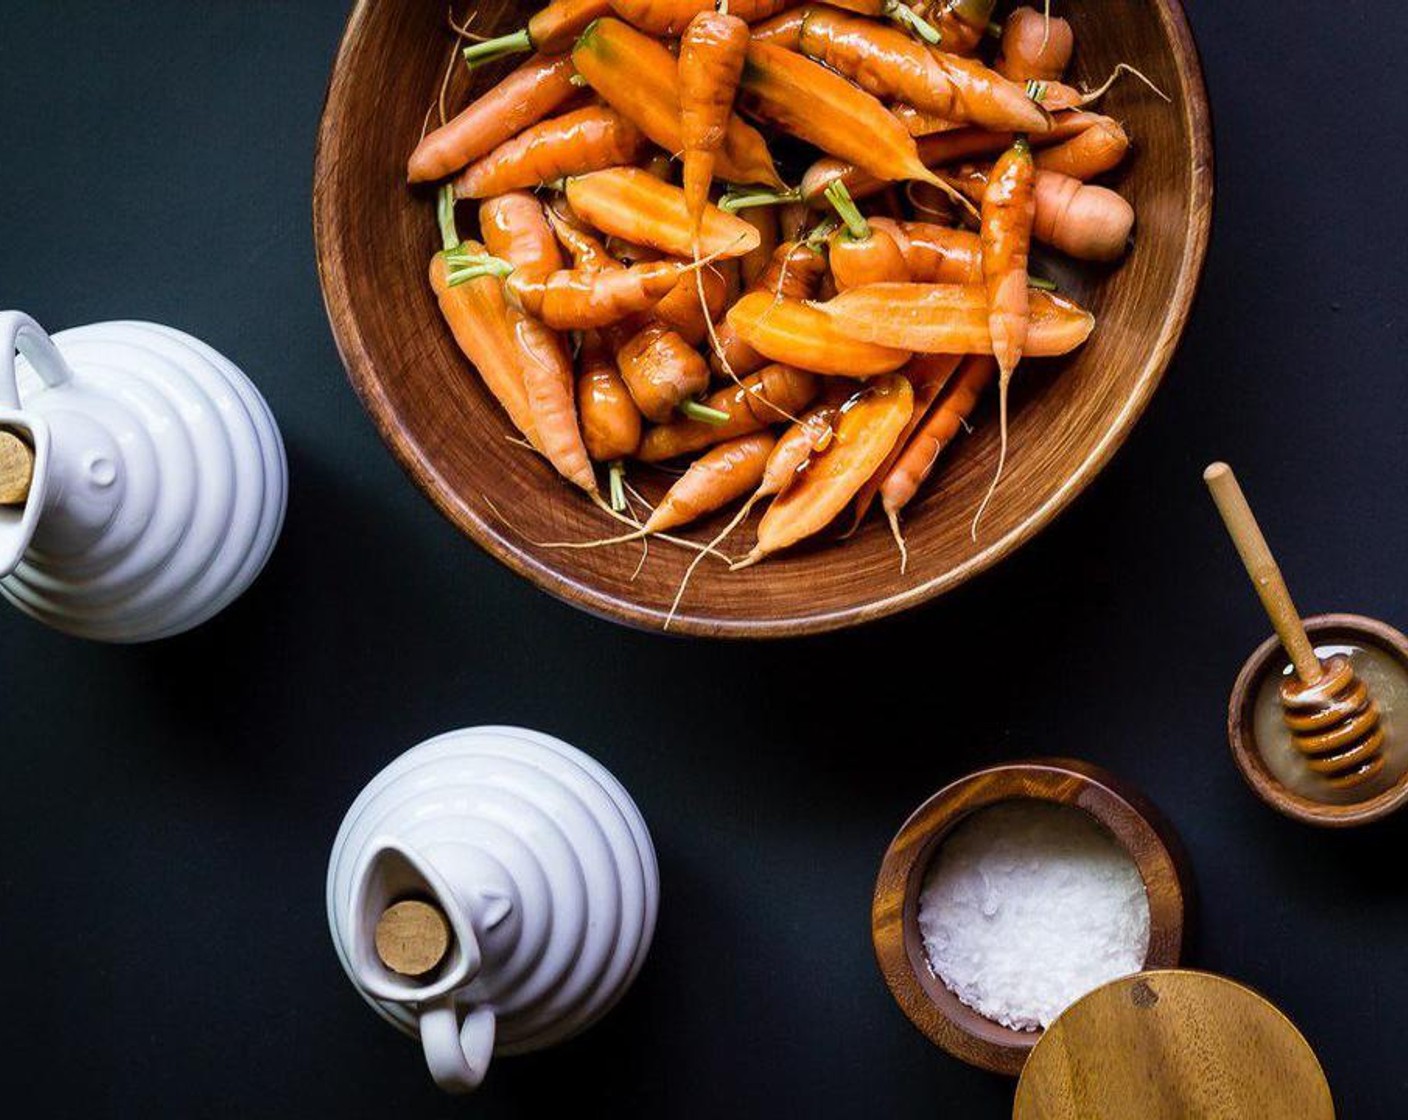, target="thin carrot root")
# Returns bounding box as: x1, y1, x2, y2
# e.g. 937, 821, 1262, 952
886, 505, 909, 574
1083, 62, 1171, 105
483, 493, 733, 560
970, 369, 1010, 540
608, 460, 627, 511
664, 495, 757, 631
